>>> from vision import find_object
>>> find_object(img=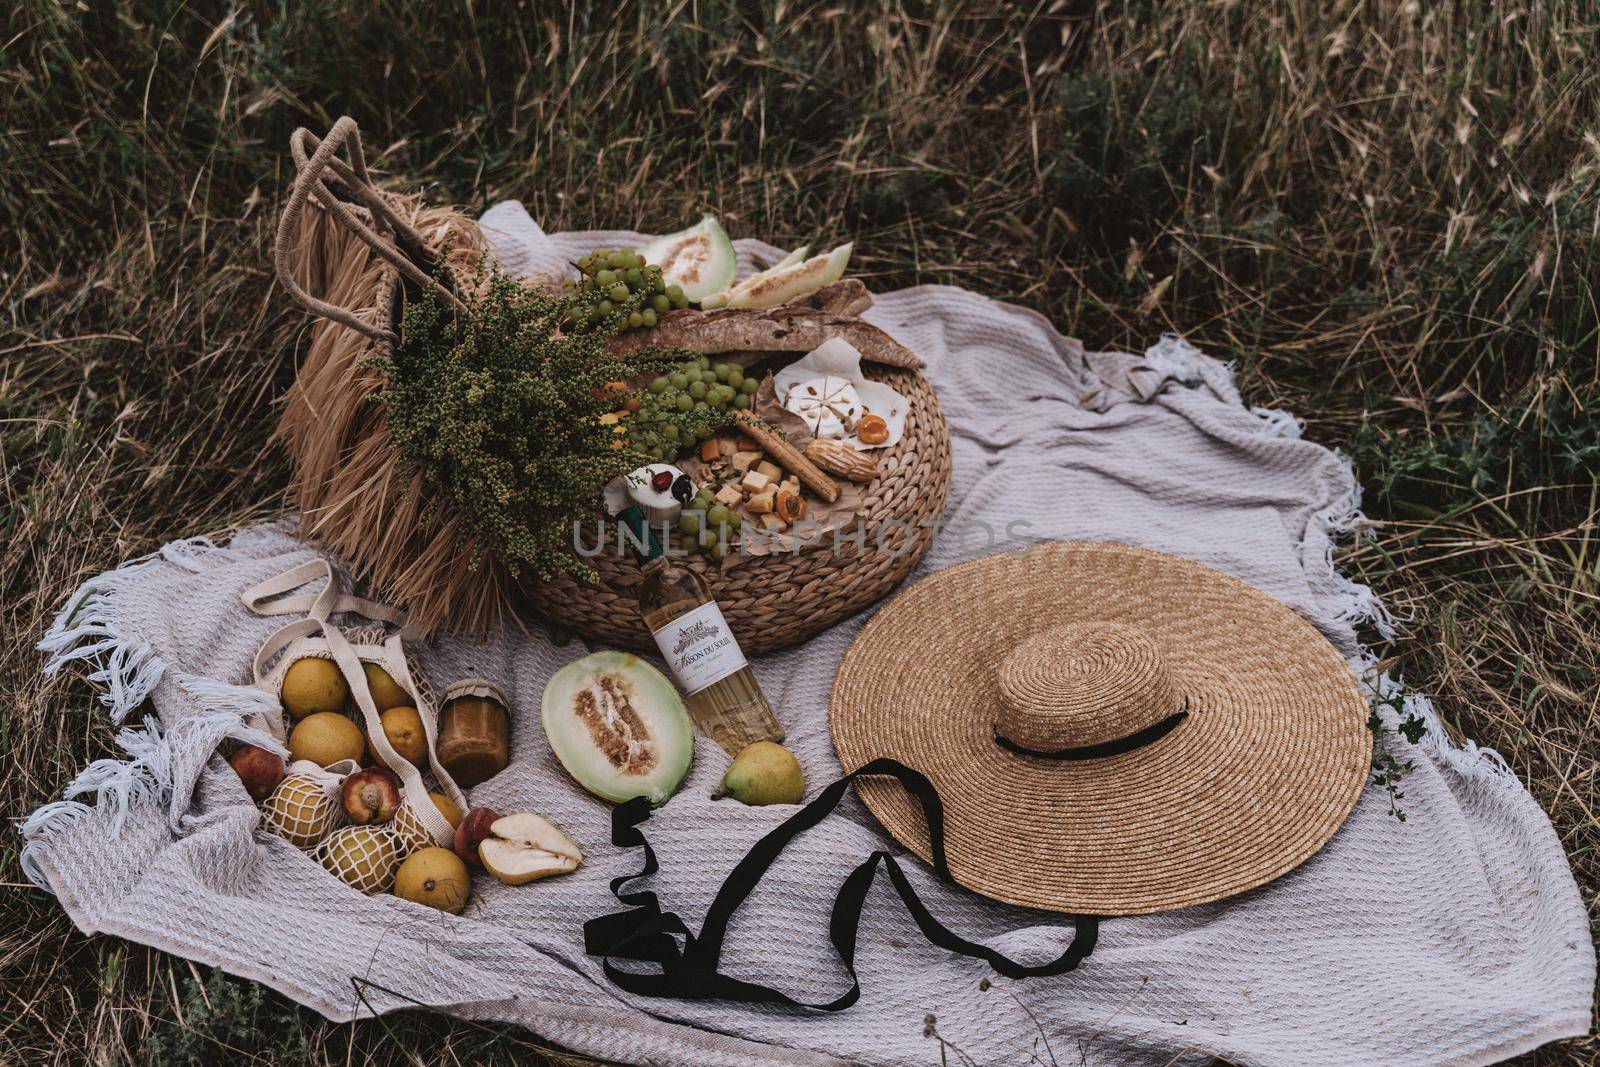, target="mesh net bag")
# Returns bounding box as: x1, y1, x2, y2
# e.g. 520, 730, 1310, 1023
262, 764, 349, 850
391, 797, 447, 855
314, 825, 406, 894
244, 560, 467, 852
